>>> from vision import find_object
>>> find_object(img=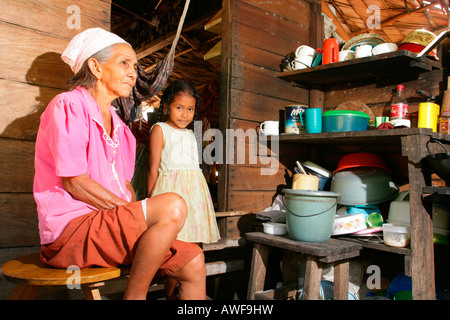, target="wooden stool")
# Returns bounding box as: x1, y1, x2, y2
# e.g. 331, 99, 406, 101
246, 232, 362, 300
0, 253, 130, 300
